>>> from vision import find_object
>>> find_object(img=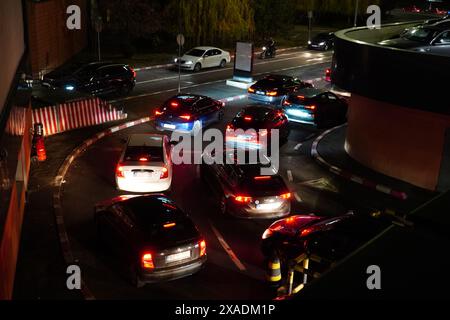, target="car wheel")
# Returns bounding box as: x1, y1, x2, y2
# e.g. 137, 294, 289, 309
194, 63, 202, 72
219, 59, 226, 68
130, 264, 145, 288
